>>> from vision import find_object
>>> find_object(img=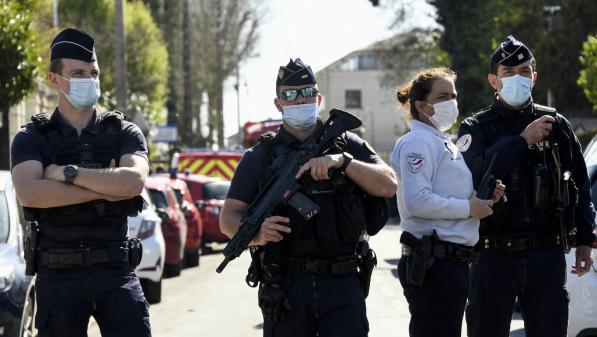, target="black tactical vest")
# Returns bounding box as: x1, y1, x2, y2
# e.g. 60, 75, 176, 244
23, 111, 144, 226
472, 103, 576, 235
257, 131, 367, 258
